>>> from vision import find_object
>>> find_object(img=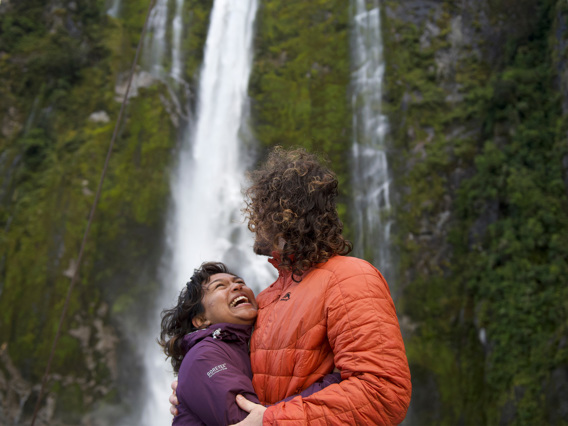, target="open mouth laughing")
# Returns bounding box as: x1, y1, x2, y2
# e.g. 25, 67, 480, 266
230, 295, 251, 308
